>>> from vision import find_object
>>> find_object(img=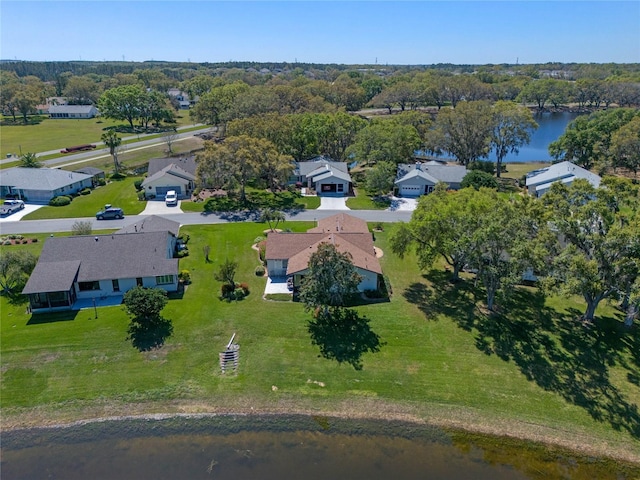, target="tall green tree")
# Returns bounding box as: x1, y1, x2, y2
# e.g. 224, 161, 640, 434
549, 108, 639, 170
0, 250, 37, 294
390, 186, 493, 282
364, 160, 397, 196
490, 101, 538, 177
430, 101, 493, 166
347, 118, 421, 166
123, 286, 172, 350
101, 130, 122, 174
299, 243, 362, 312
541, 179, 640, 321
190, 82, 250, 132
610, 115, 640, 176
98, 84, 145, 129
